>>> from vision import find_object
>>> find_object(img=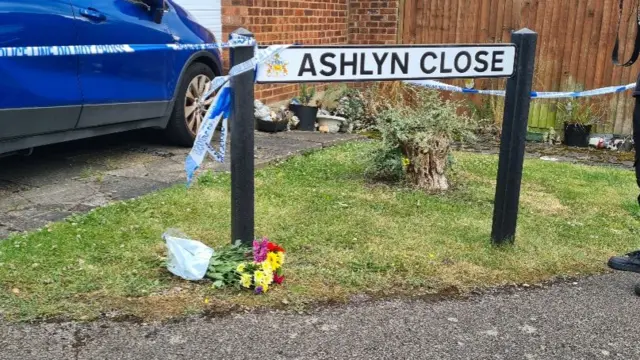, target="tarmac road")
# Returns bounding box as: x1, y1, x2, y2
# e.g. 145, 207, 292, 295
2, 271, 640, 360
